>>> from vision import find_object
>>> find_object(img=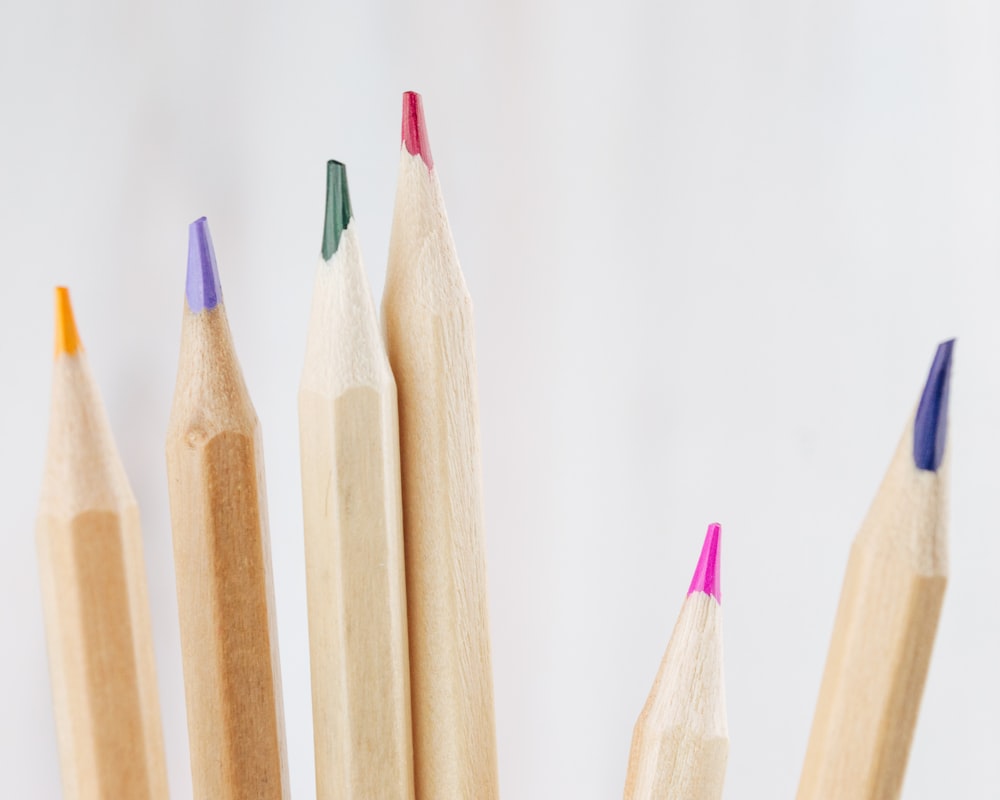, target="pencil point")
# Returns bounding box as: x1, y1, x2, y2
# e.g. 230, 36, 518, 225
402, 91, 434, 169
322, 160, 353, 260
913, 339, 955, 471
688, 523, 722, 603
186, 217, 222, 313
53, 287, 82, 358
